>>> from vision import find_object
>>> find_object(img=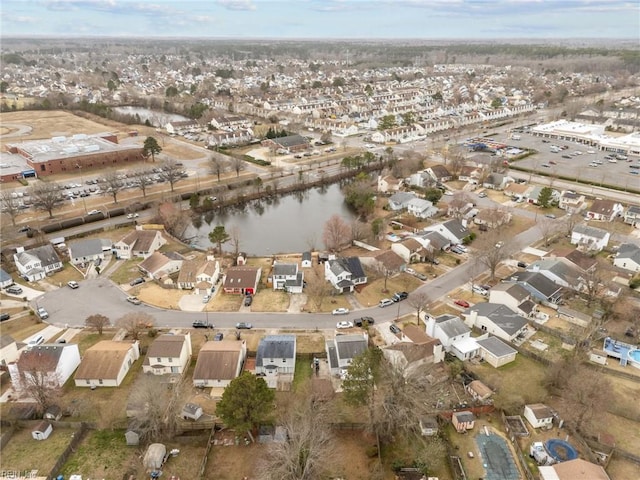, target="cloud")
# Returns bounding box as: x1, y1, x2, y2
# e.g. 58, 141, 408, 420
43, 0, 176, 16
217, 0, 256, 11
